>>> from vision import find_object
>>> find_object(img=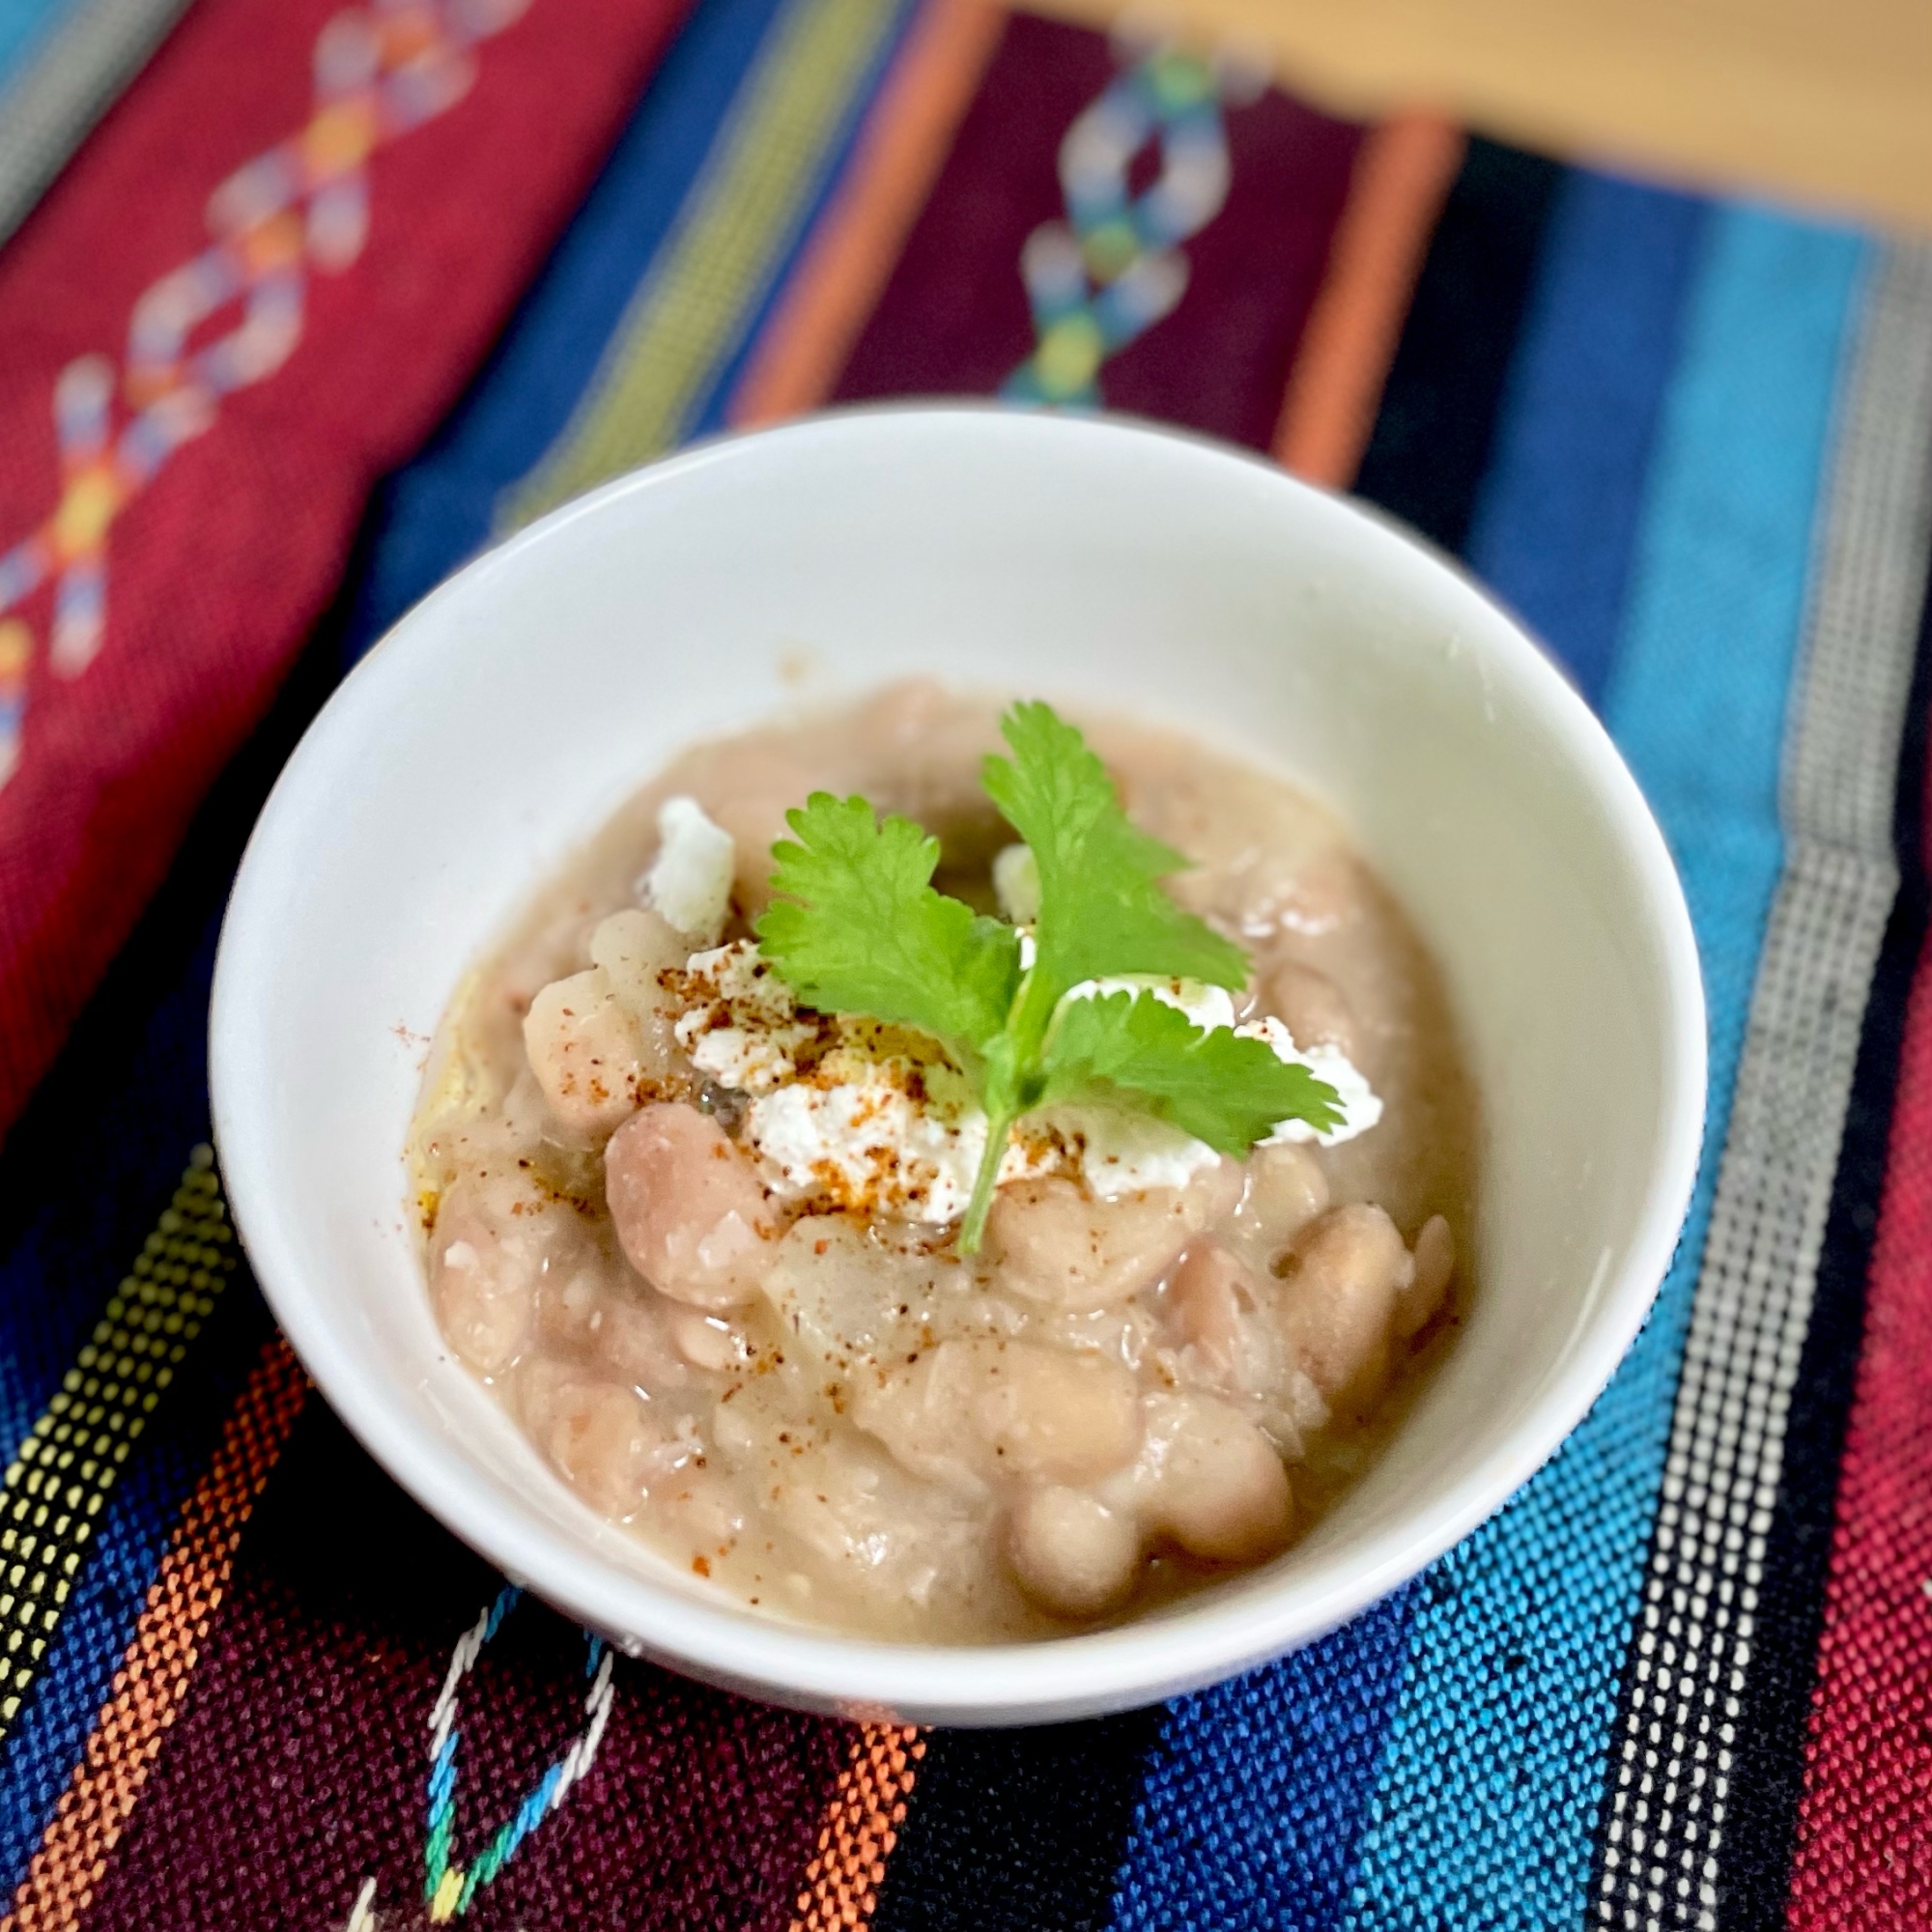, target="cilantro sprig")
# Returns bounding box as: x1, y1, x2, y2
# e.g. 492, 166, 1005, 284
755, 702, 1343, 1249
